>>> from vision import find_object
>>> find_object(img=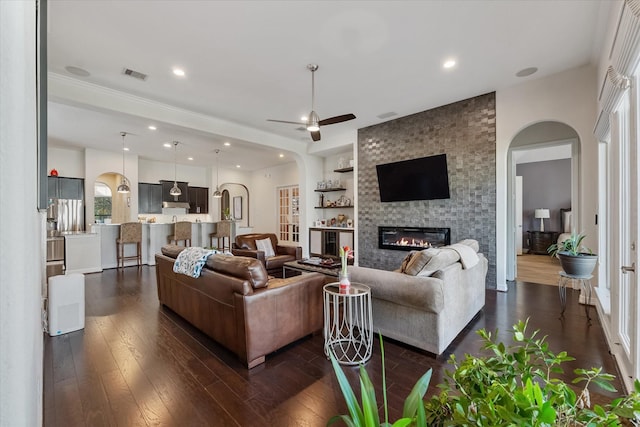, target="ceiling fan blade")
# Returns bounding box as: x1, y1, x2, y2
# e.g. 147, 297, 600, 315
310, 130, 321, 142
267, 119, 304, 125
318, 113, 356, 126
